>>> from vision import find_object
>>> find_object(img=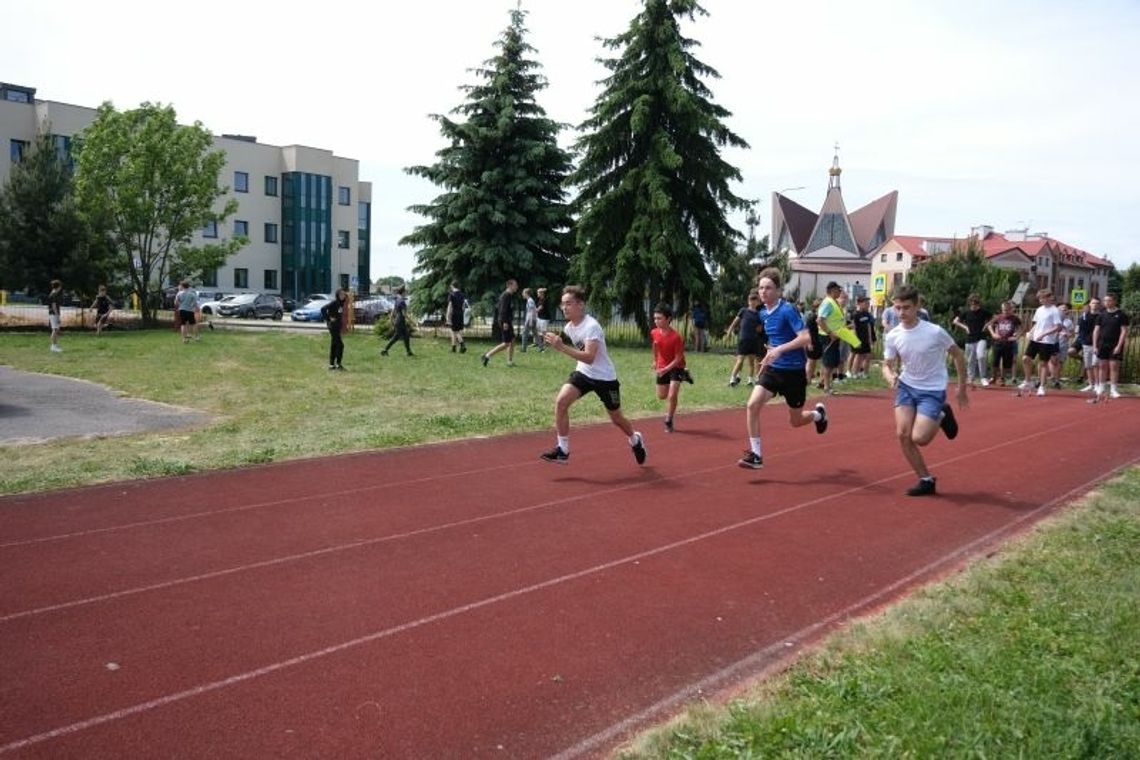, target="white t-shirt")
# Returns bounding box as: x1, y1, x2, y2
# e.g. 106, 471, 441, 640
1030, 304, 1061, 344
563, 315, 617, 381
884, 319, 956, 391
